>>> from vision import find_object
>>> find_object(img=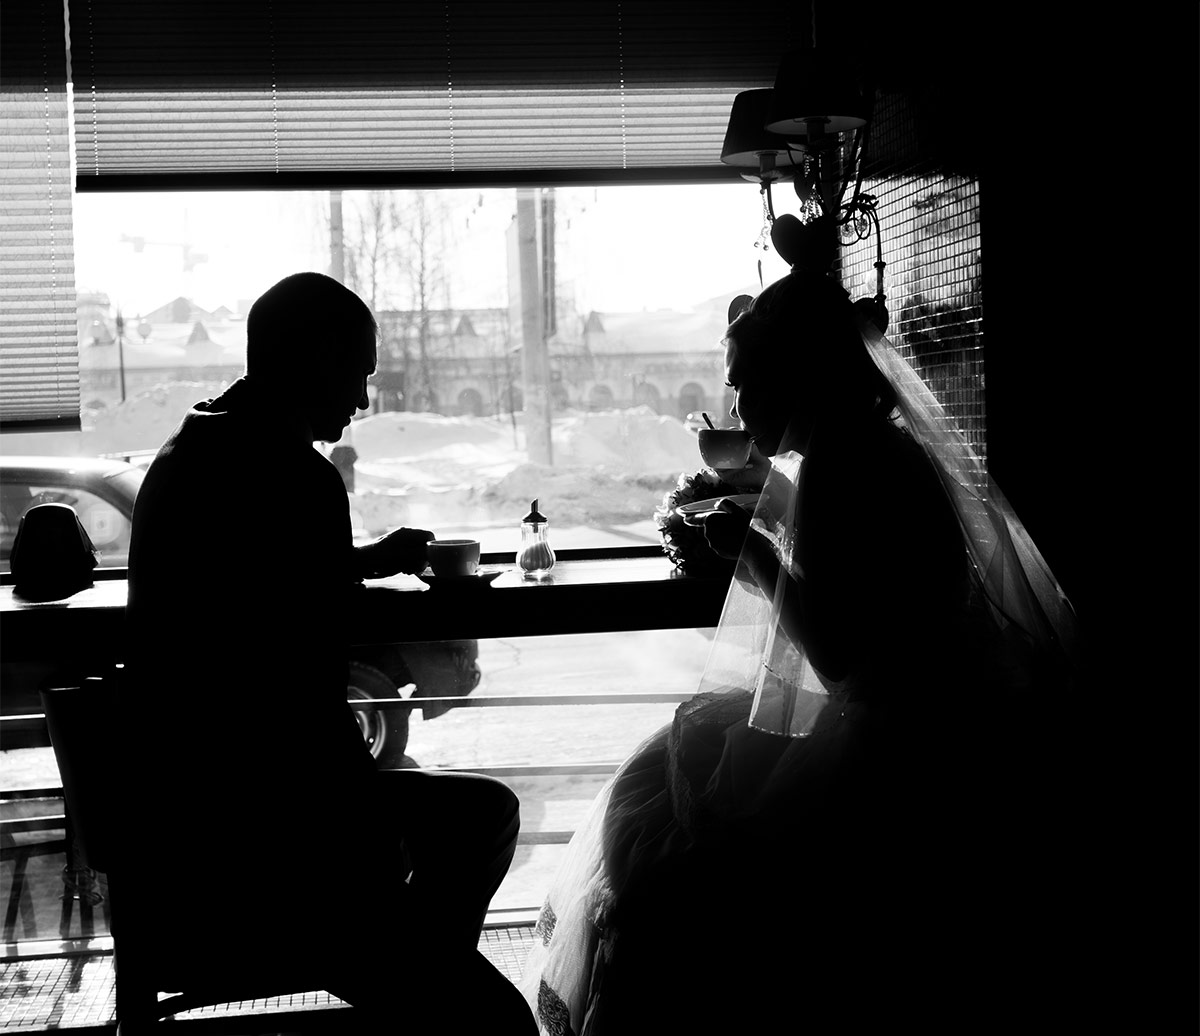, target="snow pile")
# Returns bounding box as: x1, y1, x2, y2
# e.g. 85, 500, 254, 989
353, 410, 518, 460
6, 379, 703, 534
352, 412, 525, 490
348, 406, 700, 532
480, 463, 677, 526
551, 407, 702, 473
352, 406, 699, 486
82, 381, 230, 456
